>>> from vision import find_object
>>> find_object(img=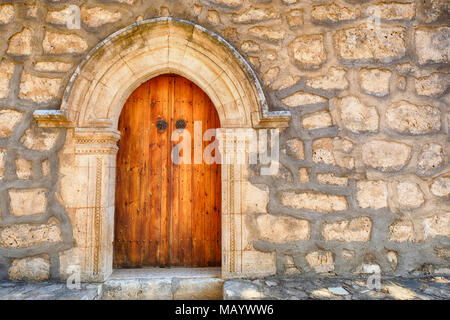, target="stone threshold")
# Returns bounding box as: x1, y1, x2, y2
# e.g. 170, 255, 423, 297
102, 267, 223, 300
108, 267, 221, 280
